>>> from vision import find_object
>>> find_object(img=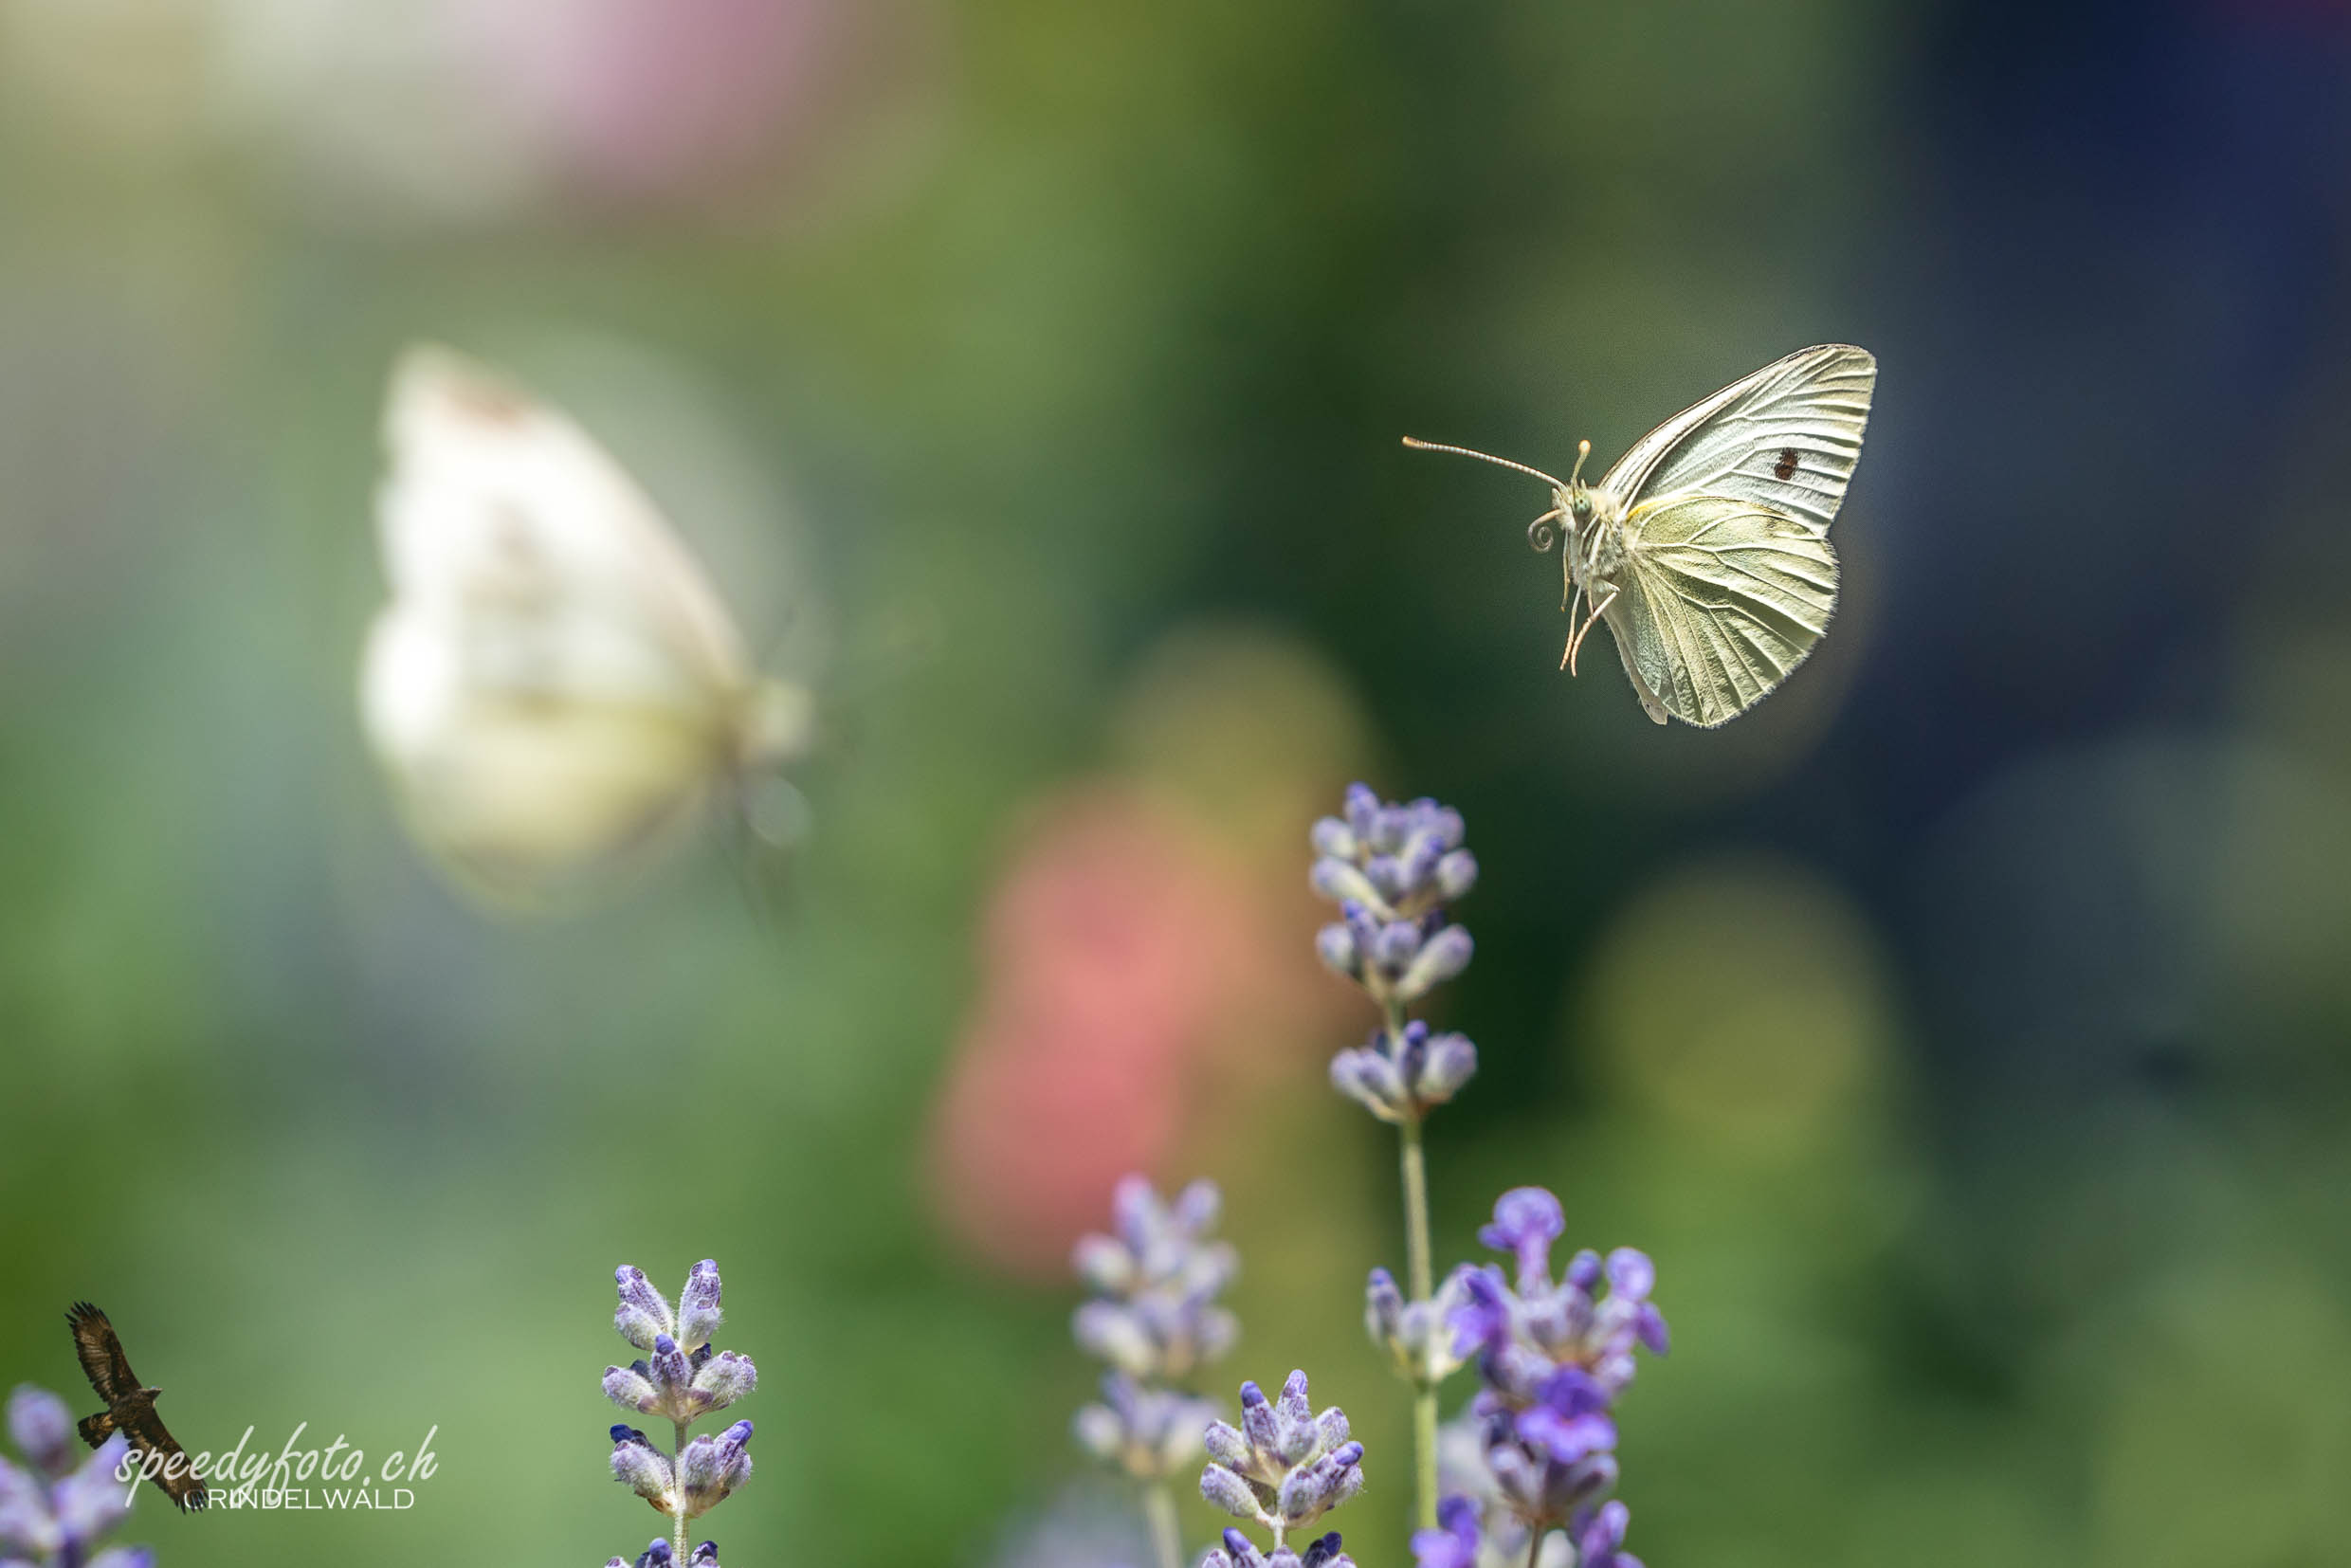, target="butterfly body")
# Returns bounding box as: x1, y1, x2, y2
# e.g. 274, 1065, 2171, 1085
1408, 343, 1874, 727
